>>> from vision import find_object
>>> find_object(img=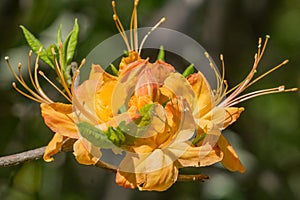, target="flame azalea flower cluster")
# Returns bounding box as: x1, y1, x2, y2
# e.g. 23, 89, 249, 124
6, 0, 297, 191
